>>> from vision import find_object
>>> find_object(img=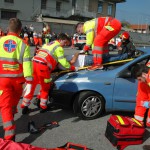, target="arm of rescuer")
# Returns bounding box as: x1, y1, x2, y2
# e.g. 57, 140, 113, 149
70, 52, 79, 65
55, 46, 76, 71
83, 21, 95, 52
22, 43, 33, 83
127, 42, 136, 57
